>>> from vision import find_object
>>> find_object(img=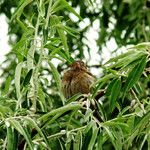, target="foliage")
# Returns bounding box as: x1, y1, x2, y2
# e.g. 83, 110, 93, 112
0, 0, 150, 149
